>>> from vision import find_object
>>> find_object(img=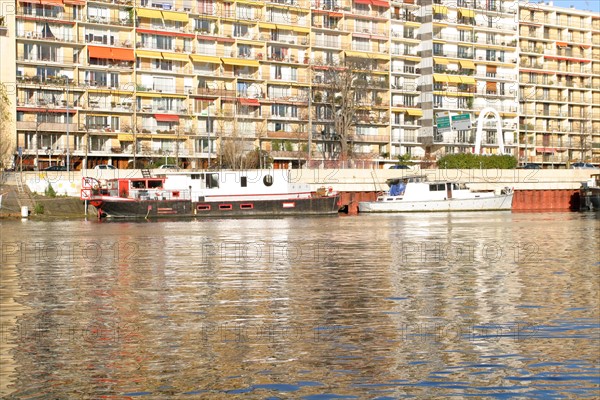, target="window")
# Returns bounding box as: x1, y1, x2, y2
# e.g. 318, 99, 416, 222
196, 39, 217, 56
238, 44, 251, 58
197, 0, 215, 16
236, 5, 254, 20
353, 37, 369, 52
153, 59, 173, 71
233, 24, 249, 38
